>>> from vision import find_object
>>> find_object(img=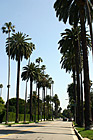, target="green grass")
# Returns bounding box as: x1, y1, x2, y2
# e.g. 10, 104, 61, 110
76, 127, 93, 140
